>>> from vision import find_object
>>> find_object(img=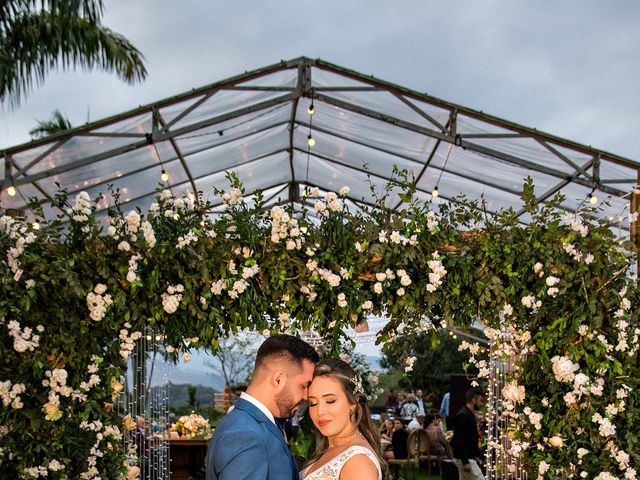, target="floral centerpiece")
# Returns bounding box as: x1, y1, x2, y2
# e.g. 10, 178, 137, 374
173, 413, 211, 438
